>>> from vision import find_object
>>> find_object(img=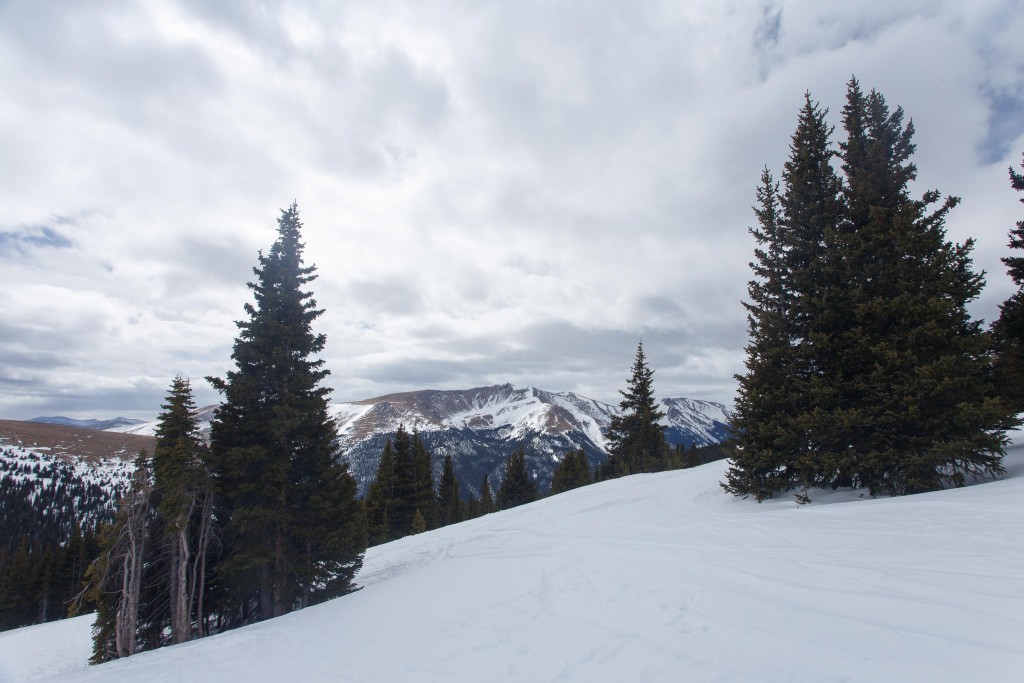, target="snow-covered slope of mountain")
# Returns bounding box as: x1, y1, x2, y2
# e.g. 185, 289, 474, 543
0, 437, 137, 535
6, 447, 1023, 683
28, 416, 147, 431
330, 383, 730, 494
